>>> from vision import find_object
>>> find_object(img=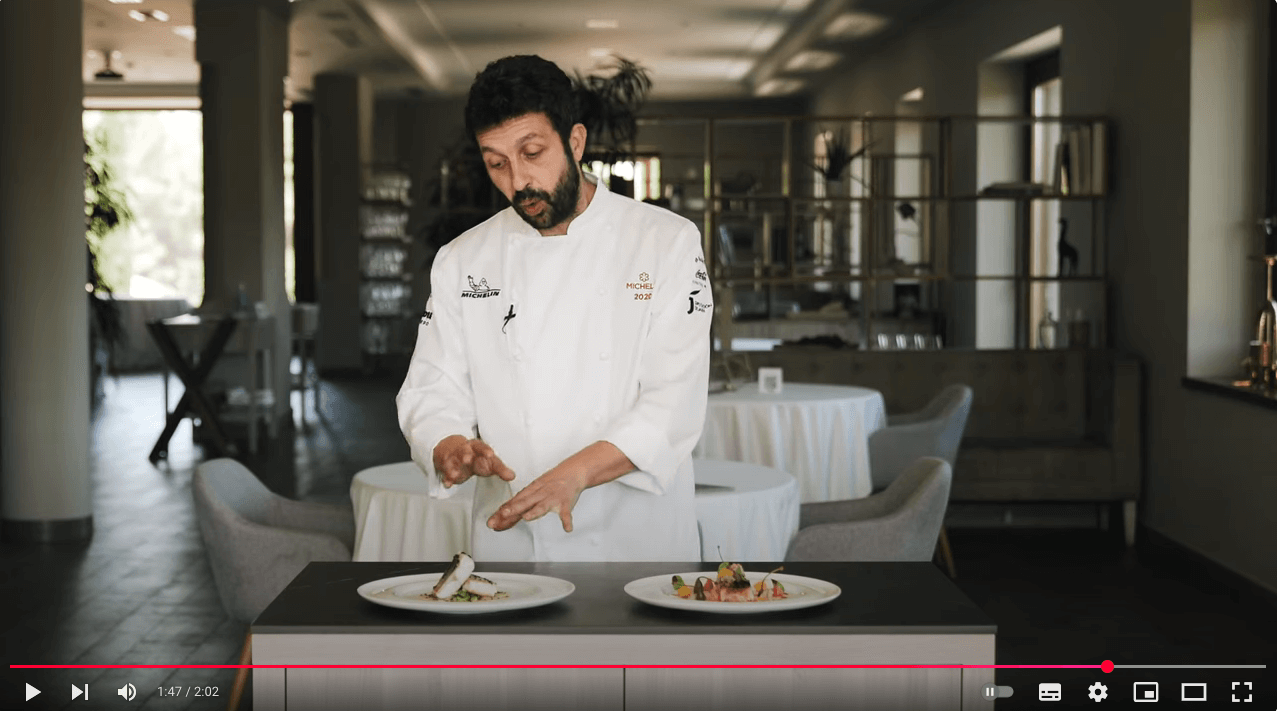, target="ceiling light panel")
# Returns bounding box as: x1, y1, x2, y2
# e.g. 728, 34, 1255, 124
784, 50, 840, 72
128, 10, 147, 22
586, 19, 619, 29
151, 10, 169, 22
824, 12, 890, 40
755, 78, 805, 96
172, 26, 196, 41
